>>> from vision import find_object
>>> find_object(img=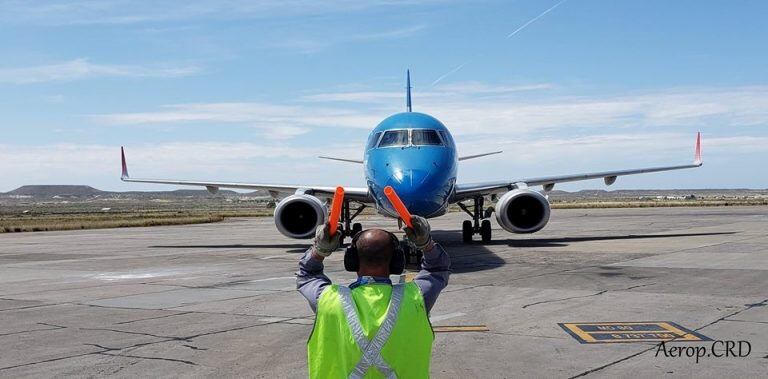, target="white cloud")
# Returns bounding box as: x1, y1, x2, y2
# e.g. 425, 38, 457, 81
0, 58, 201, 84
97, 85, 768, 138
0, 1, 448, 25
94, 102, 382, 130
256, 24, 428, 53
259, 125, 311, 140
